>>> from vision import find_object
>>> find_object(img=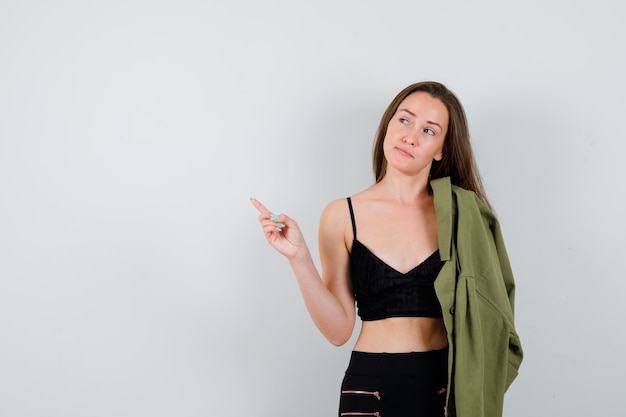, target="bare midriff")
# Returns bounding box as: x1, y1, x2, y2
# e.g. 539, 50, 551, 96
354, 317, 448, 353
